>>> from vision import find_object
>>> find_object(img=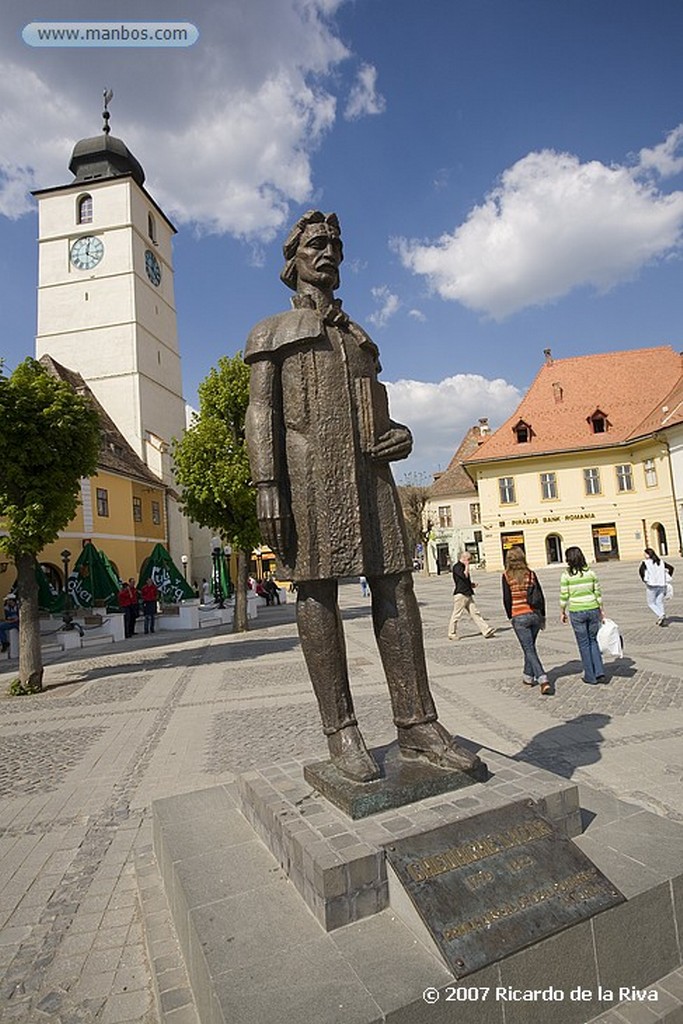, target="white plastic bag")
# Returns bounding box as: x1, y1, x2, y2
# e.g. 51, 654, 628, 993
597, 618, 623, 658
665, 581, 674, 602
